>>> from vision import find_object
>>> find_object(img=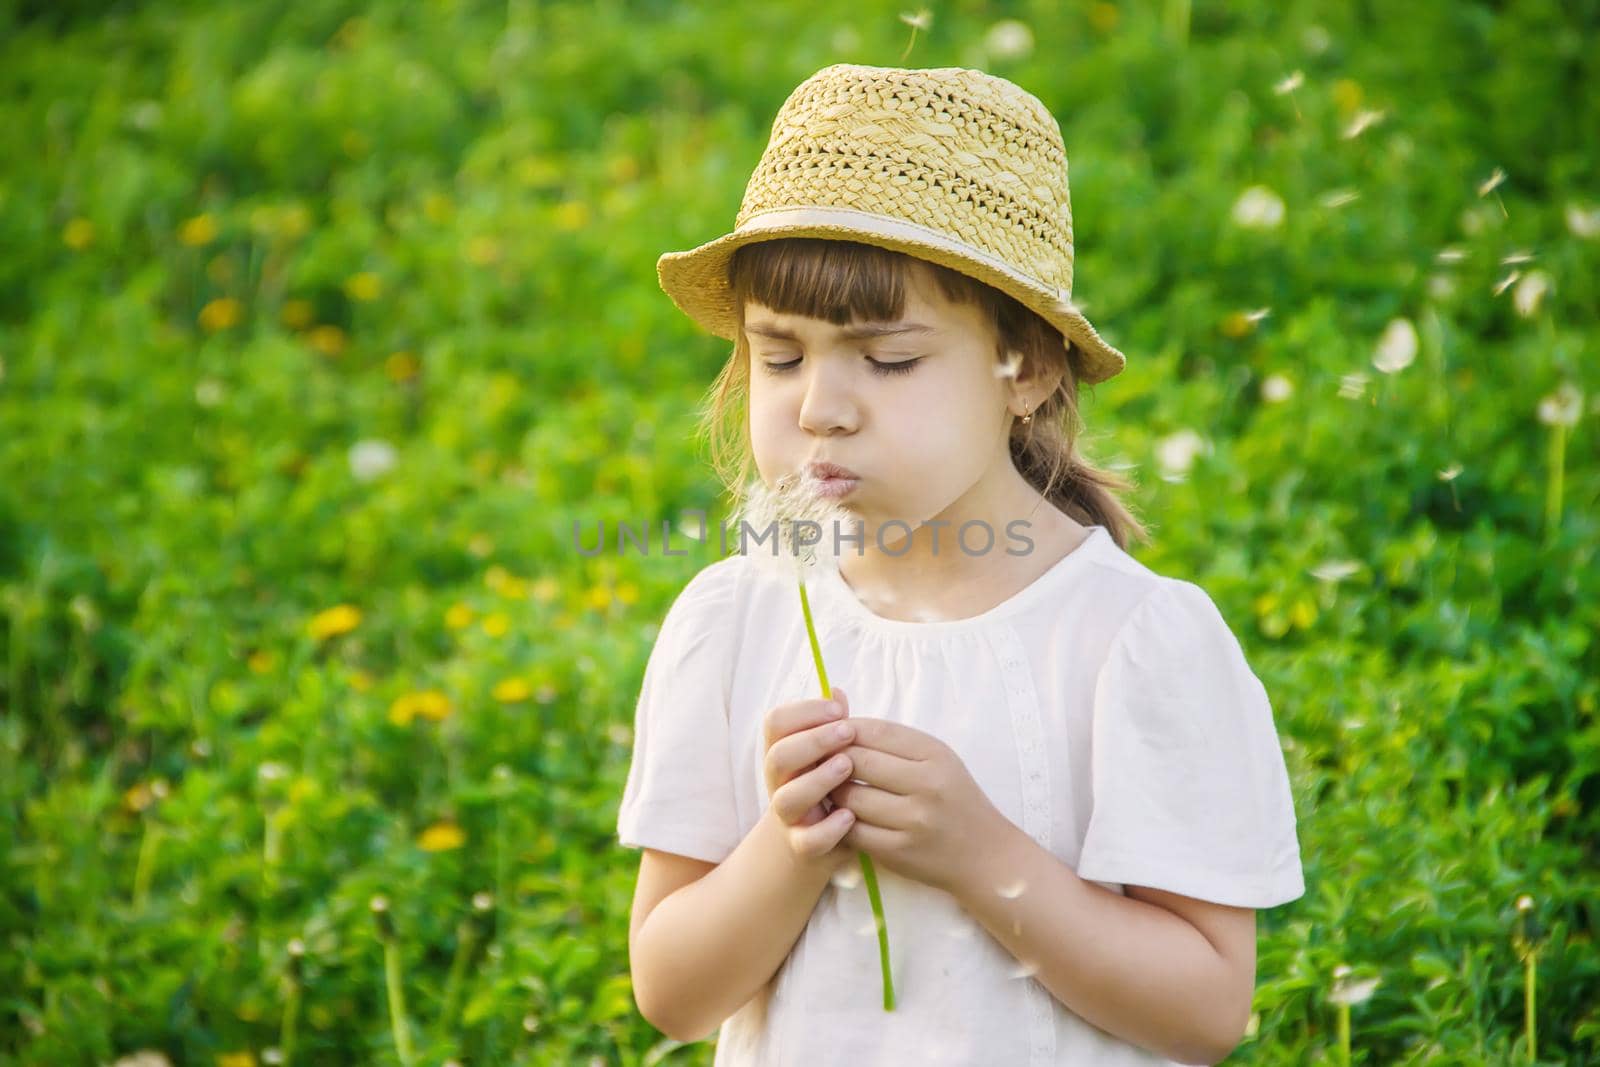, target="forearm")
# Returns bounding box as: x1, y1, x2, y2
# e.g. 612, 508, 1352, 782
952, 815, 1240, 1065
633, 807, 836, 1042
